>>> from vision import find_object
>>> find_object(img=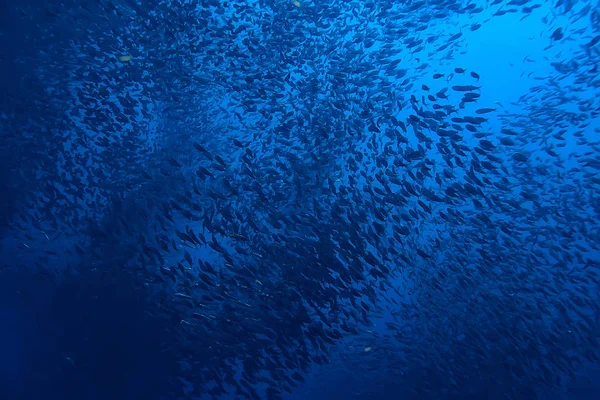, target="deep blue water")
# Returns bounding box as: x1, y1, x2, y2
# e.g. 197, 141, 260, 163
1, 0, 600, 399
